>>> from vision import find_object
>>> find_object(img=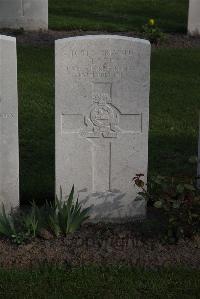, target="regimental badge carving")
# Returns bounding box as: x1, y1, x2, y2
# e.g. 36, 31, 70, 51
81, 91, 119, 138
61, 82, 142, 137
